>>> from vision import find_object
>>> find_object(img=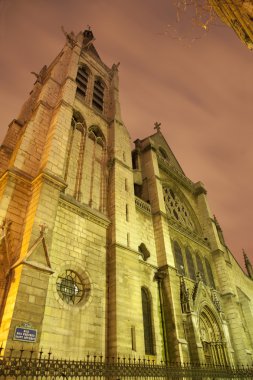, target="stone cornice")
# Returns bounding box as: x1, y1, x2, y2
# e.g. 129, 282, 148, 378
109, 242, 158, 269
32, 170, 67, 191
153, 210, 210, 249
0, 168, 33, 189
59, 193, 110, 228
157, 155, 194, 193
